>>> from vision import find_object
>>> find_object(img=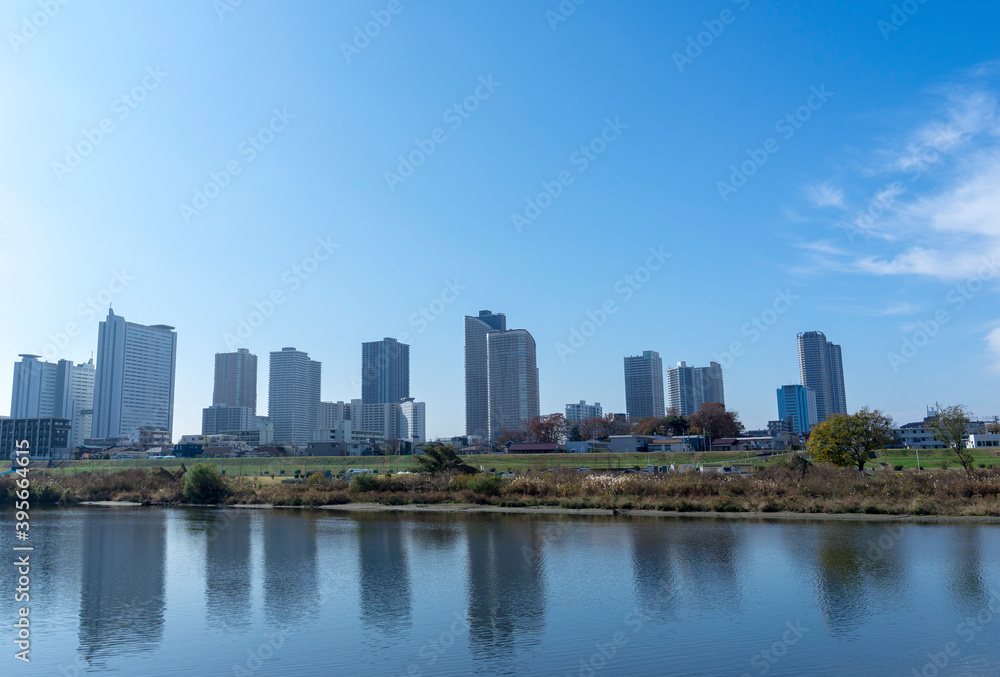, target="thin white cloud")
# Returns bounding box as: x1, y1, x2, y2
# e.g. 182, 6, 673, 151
805, 181, 846, 209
